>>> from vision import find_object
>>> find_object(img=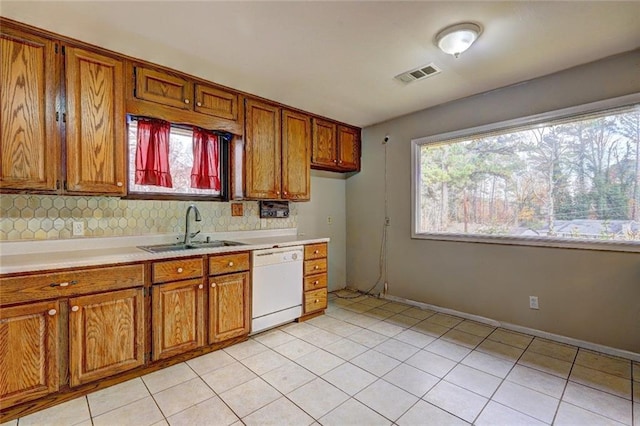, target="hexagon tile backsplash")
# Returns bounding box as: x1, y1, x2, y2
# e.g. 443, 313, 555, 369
0, 194, 297, 241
